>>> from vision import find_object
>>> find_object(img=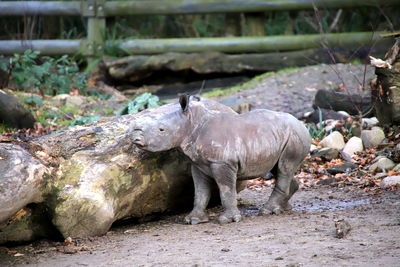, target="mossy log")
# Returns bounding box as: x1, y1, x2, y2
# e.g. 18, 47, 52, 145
103, 46, 387, 82
372, 38, 400, 125
0, 99, 240, 244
